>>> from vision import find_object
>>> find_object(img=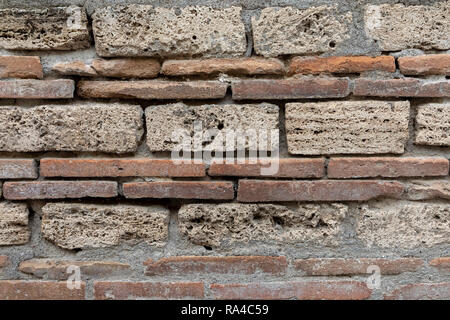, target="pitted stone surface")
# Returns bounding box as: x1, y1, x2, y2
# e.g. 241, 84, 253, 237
356, 201, 450, 248
0, 103, 143, 153
145, 103, 279, 152
364, 2, 450, 51
0, 7, 90, 50
0, 202, 30, 246
92, 5, 246, 58
285, 101, 410, 155
178, 203, 348, 247
42, 203, 169, 249
252, 6, 352, 57
415, 103, 450, 146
